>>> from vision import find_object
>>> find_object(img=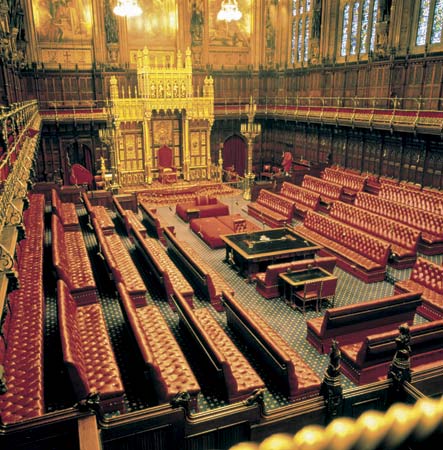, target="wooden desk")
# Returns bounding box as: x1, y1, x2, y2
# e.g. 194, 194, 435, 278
279, 267, 337, 310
